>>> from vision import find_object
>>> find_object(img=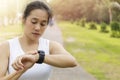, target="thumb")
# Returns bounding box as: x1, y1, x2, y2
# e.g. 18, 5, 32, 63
31, 51, 37, 55
27, 50, 37, 55
22, 55, 33, 61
